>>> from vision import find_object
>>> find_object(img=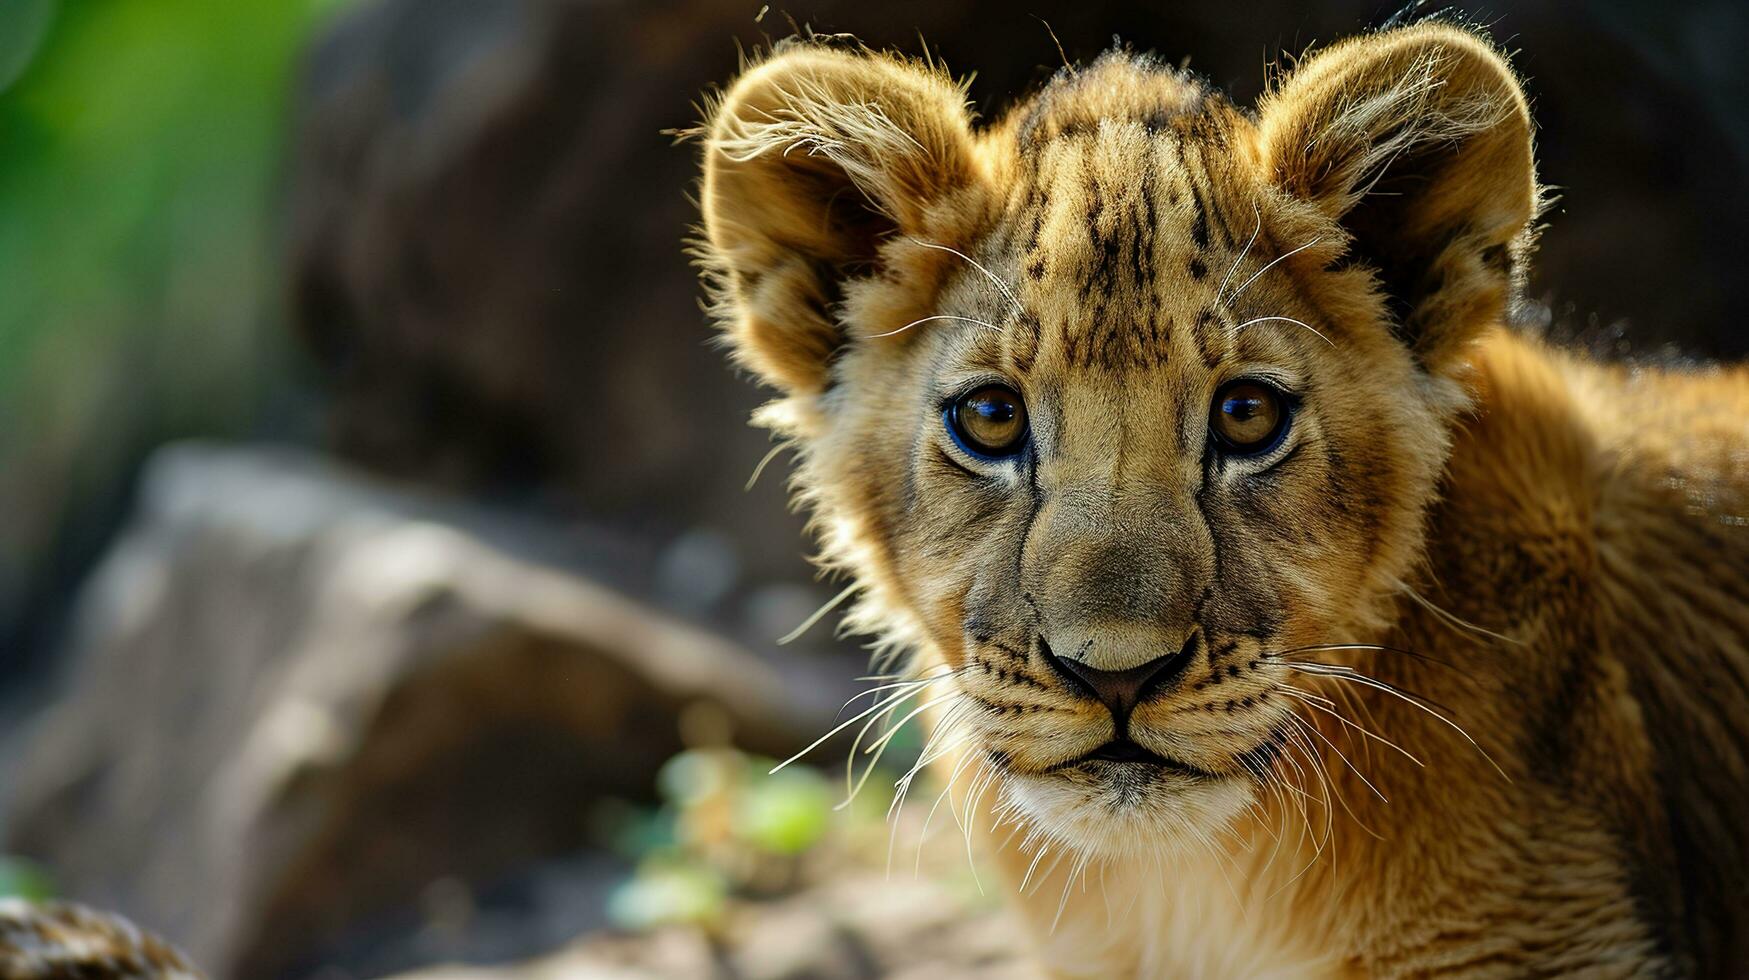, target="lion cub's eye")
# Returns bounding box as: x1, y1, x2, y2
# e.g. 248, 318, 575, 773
947, 385, 1029, 460
1210, 380, 1291, 456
